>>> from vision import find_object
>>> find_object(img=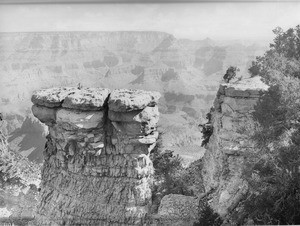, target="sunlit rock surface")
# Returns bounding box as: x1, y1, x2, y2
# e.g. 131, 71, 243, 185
31, 87, 160, 225
108, 89, 161, 112
201, 76, 268, 217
